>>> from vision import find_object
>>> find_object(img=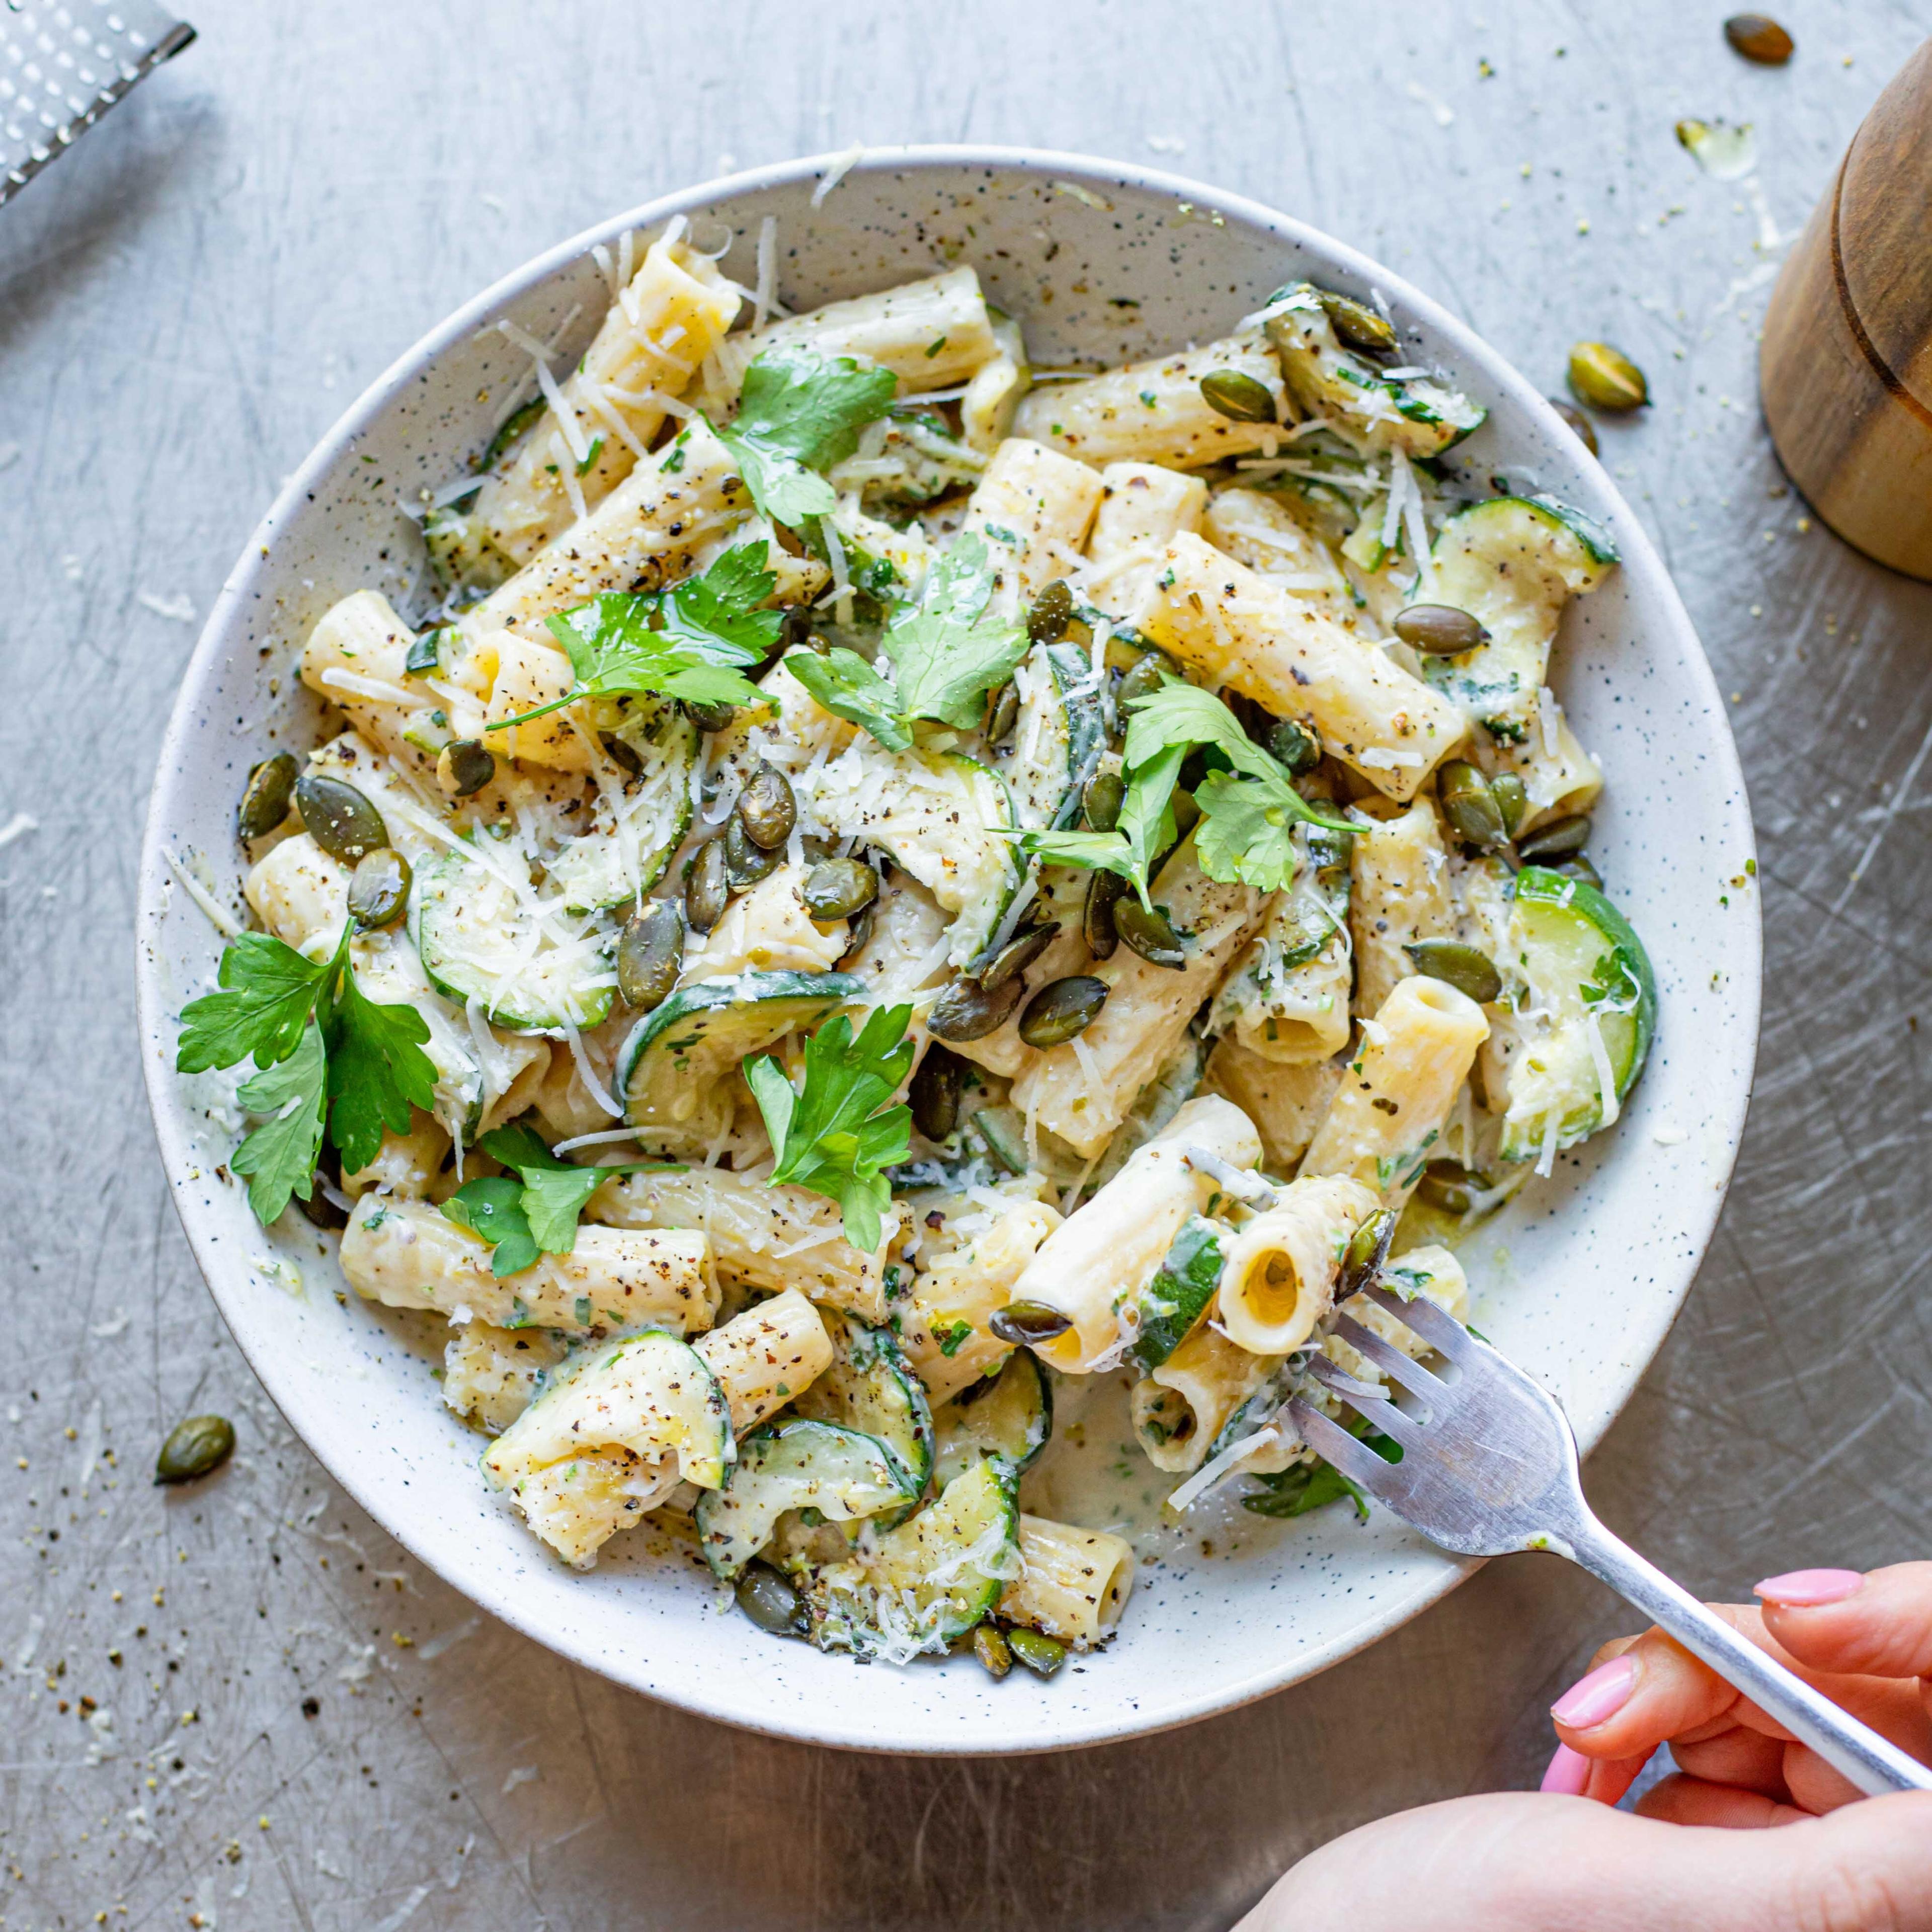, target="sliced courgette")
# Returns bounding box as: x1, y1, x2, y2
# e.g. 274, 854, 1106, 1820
804, 746, 1022, 964
1419, 496, 1619, 727
803, 1456, 1019, 1662
413, 845, 617, 1032
694, 1419, 916, 1581
616, 970, 861, 1153
1205, 822, 1351, 1045
1123, 1214, 1225, 1373
1494, 866, 1658, 1164
545, 700, 698, 913
481, 1330, 733, 1493
791, 1311, 935, 1501
930, 1349, 1053, 1490
423, 502, 514, 599
1002, 642, 1108, 831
